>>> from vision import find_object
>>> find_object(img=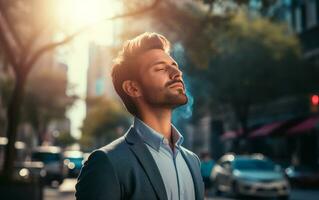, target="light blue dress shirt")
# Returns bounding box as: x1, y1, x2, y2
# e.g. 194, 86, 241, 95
133, 117, 195, 200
